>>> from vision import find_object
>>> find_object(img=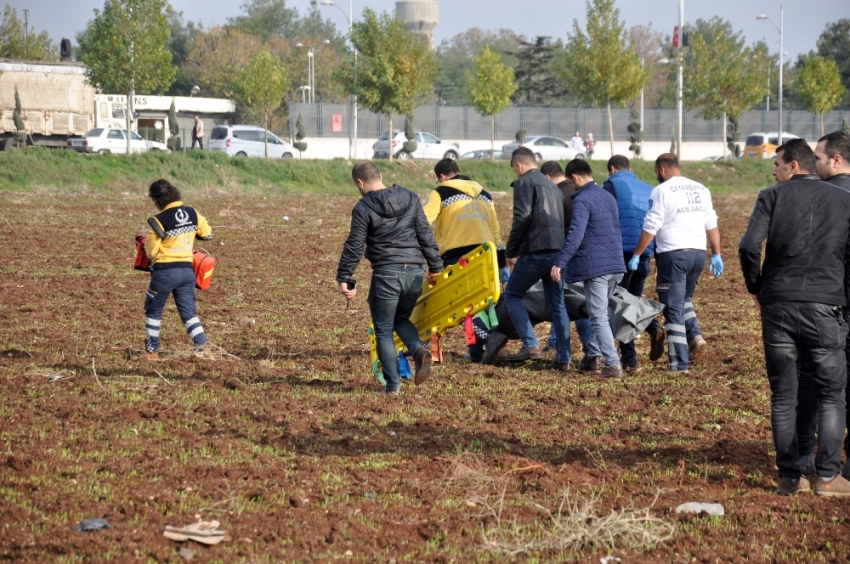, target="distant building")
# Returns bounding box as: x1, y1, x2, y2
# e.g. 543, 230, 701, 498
395, 0, 438, 50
